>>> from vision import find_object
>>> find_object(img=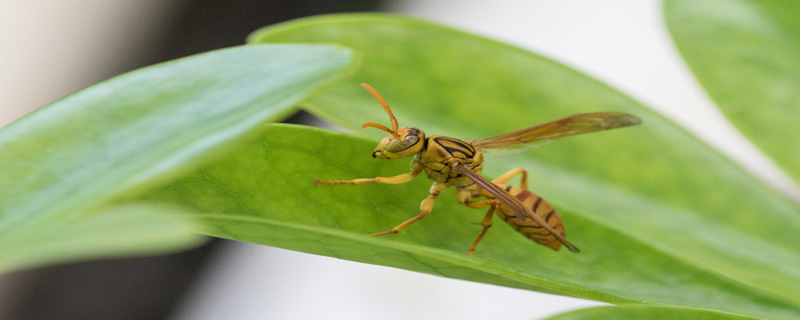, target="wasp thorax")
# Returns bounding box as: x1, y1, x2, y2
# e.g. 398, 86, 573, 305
372, 127, 425, 159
